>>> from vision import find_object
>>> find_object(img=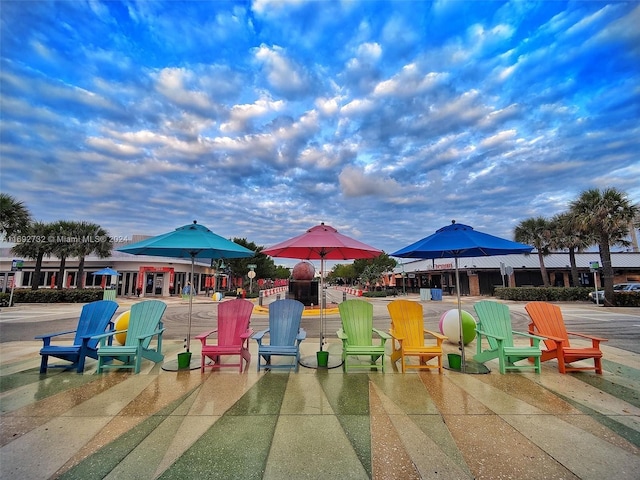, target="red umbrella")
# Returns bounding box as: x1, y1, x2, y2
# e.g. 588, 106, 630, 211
263, 223, 382, 359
